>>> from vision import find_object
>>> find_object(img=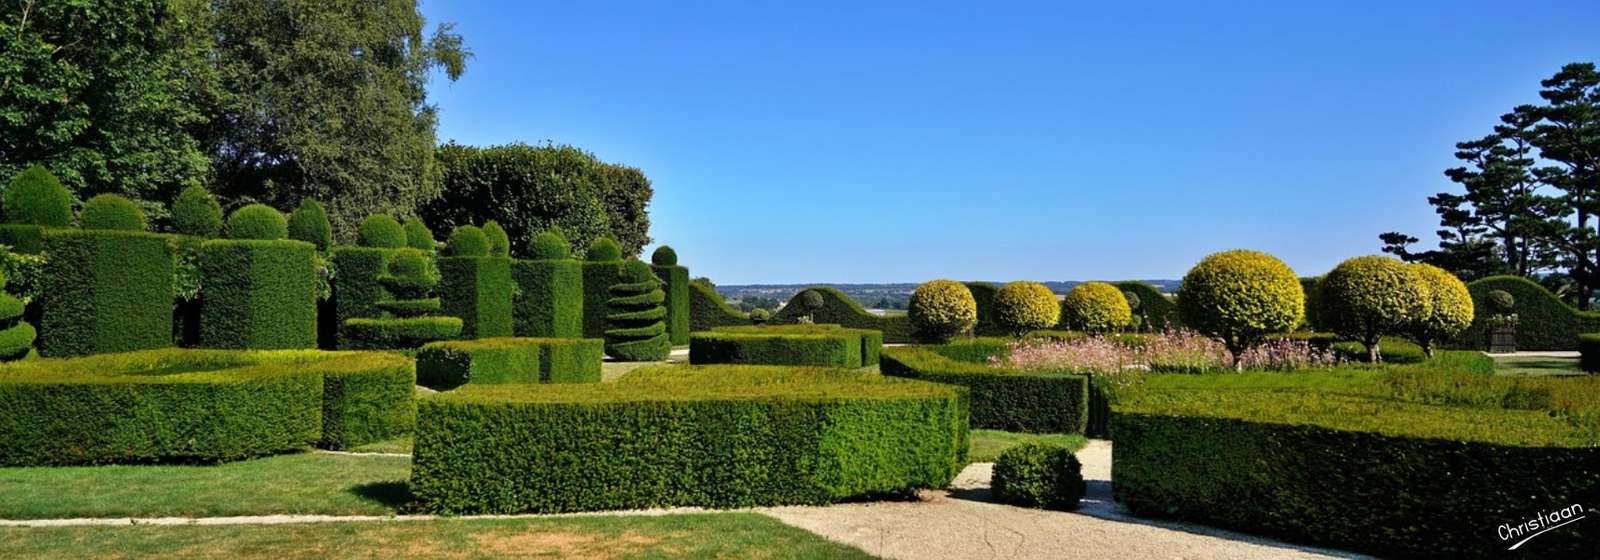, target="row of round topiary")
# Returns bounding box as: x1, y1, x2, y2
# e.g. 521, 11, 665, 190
909, 278, 1140, 342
